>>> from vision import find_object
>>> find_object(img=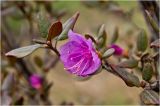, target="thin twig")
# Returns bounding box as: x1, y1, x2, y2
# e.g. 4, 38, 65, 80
32, 39, 46, 44
46, 41, 60, 56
